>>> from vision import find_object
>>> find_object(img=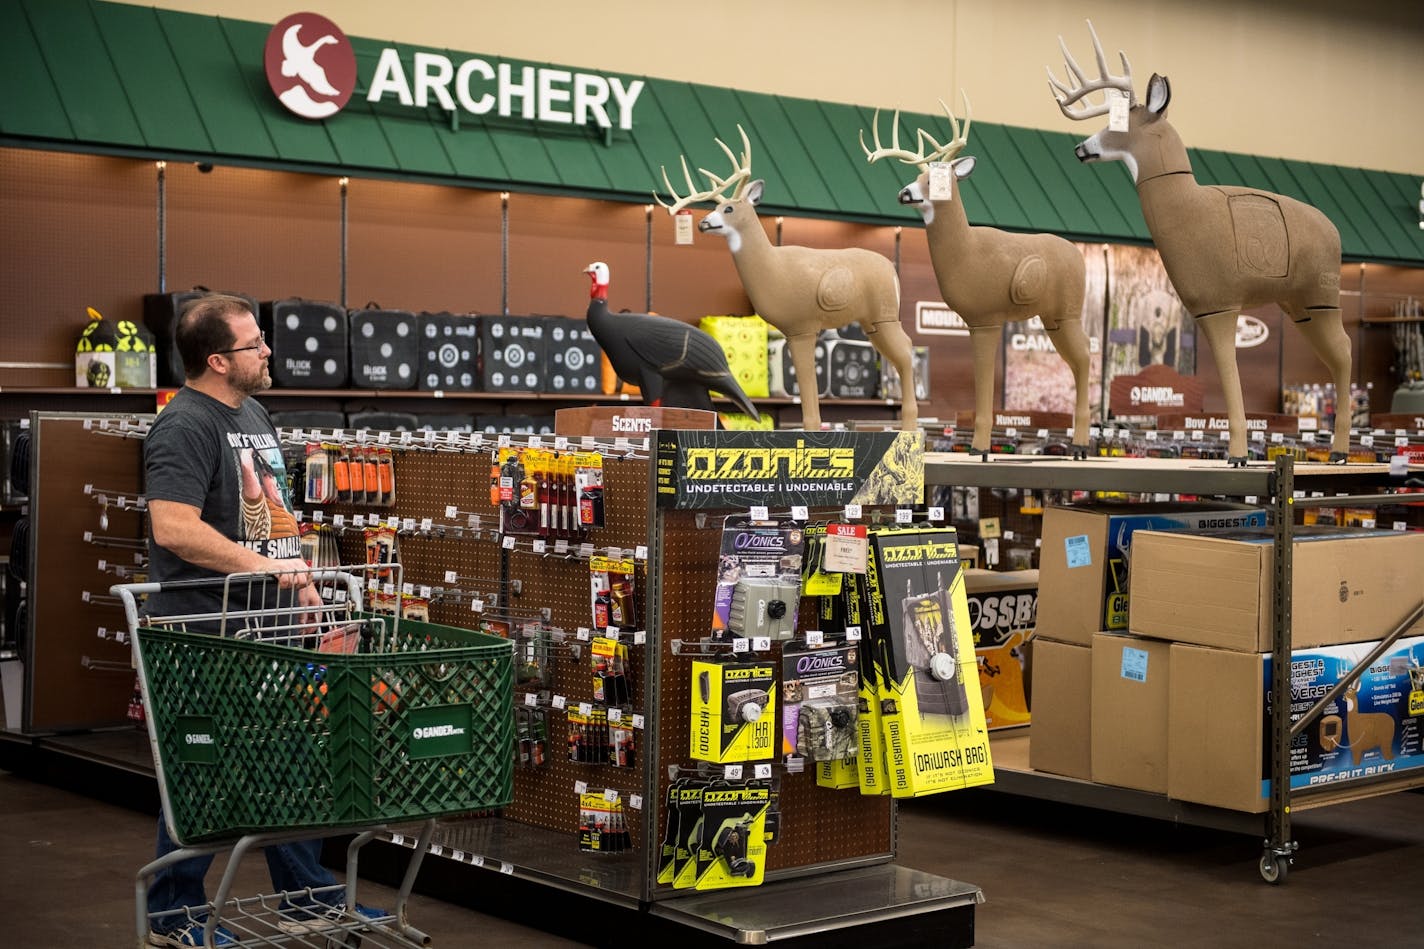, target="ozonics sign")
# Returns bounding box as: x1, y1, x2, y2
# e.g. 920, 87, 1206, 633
265, 12, 644, 129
